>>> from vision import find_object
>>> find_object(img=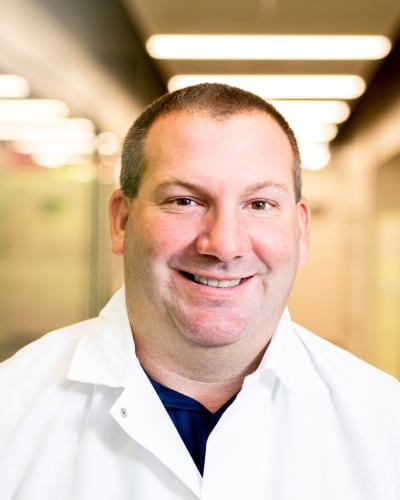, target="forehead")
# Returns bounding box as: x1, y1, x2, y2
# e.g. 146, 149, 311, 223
141, 110, 296, 191
145, 110, 294, 162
